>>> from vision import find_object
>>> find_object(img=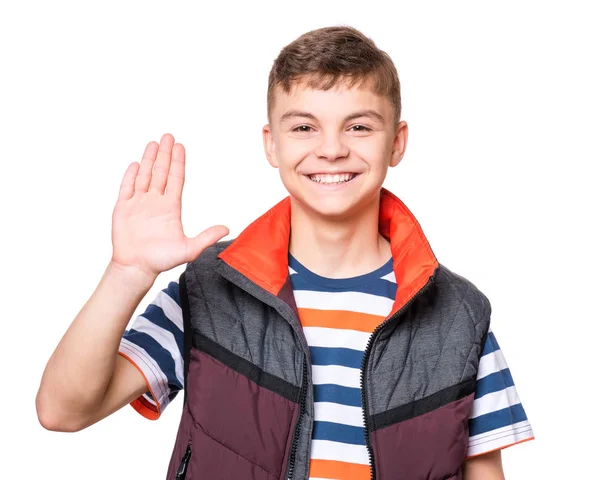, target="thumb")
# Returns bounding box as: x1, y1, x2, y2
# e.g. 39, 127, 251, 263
185, 225, 230, 262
